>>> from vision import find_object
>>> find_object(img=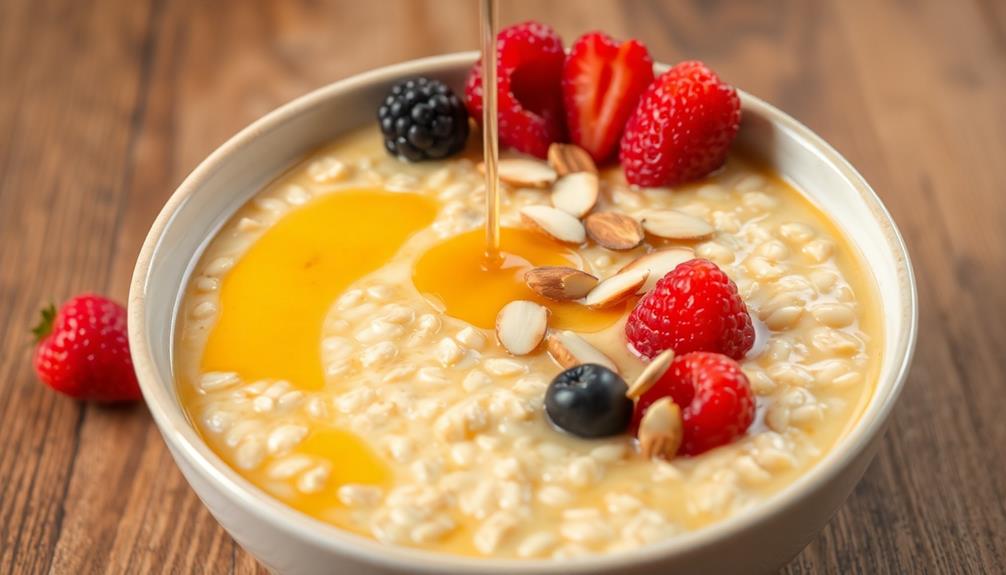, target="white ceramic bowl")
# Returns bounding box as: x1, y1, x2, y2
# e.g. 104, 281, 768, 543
128, 53, 917, 575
